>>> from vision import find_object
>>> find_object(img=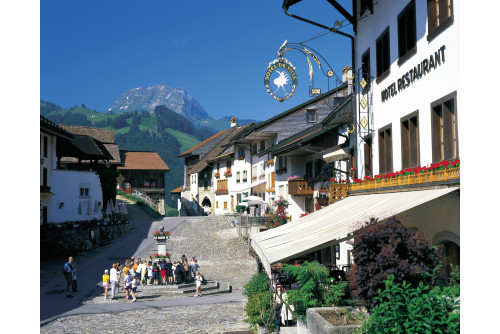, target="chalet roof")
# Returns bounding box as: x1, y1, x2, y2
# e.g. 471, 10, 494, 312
118, 151, 170, 171
59, 134, 114, 162
40, 115, 74, 140
171, 185, 183, 194
232, 82, 348, 142
188, 125, 250, 174
177, 128, 232, 158
59, 125, 115, 143
264, 95, 353, 156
